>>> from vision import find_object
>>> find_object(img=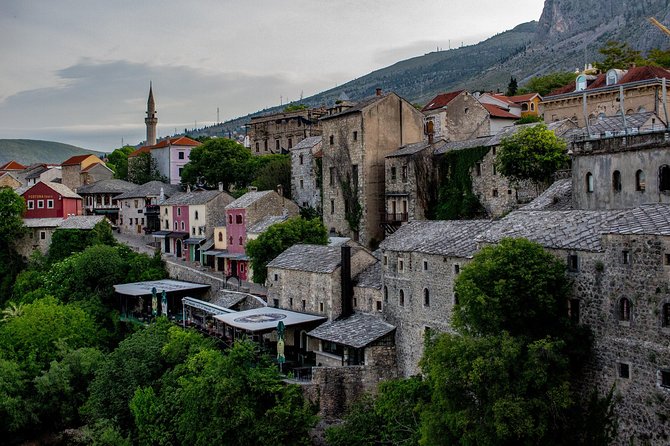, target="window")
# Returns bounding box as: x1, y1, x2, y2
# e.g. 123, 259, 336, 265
454, 264, 460, 274
299, 154, 304, 165
288, 138, 292, 149
181, 221, 185, 231
665, 253, 670, 266
399, 289, 405, 306
174, 221, 178, 230
192, 227, 196, 235
264, 140, 268, 151
586, 172, 594, 193
660, 165, 670, 192
353, 131, 358, 141
255, 142, 260, 153
330, 199, 335, 214
165, 208, 168, 215
612, 170, 622, 192
661, 370, 670, 388
322, 340, 343, 356
300, 179, 304, 189
402, 165, 408, 182
423, 289, 430, 307
475, 163, 481, 176
218, 232, 223, 242
165, 220, 169, 229
178, 151, 185, 160
274, 273, 278, 281
319, 302, 324, 312
329, 135, 334, 145
576, 74, 587, 92
236, 215, 242, 224
423, 260, 428, 271
492, 189, 498, 197
329, 167, 335, 186
618, 362, 630, 379
618, 297, 631, 322
239, 236, 243, 245
37, 199, 44, 208
229, 236, 233, 245
228, 215, 232, 224
492, 165, 497, 176
27, 200, 34, 209
398, 258, 404, 272
352, 164, 358, 187
454, 292, 459, 305
46, 199, 54, 208
531, 102, 536, 111
622, 250, 630, 265
383, 255, 388, 266
376, 301, 382, 311
179, 167, 183, 177
177, 208, 181, 216
276, 140, 280, 151
302, 300, 306, 311
273, 299, 279, 308
662, 303, 670, 328
569, 299, 580, 323
289, 298, 293, 307
567, 254, 579, 272
390, 167, 397, 182
636, 170, 646, 191
384, 286, 388, 303
40, 231, 46, 240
